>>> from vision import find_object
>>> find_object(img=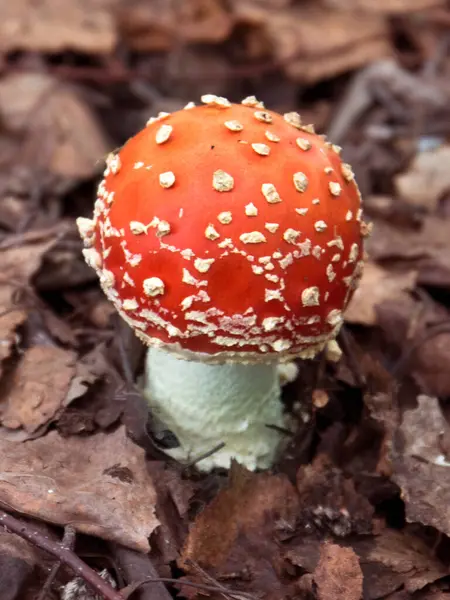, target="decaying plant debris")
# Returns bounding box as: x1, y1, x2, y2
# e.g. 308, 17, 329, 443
2, 0, 450, 598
